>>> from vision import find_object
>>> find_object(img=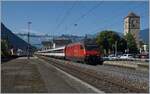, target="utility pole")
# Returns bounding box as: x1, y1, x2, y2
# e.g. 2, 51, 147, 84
115, 41, 117, 57
27, 21, 32, 59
